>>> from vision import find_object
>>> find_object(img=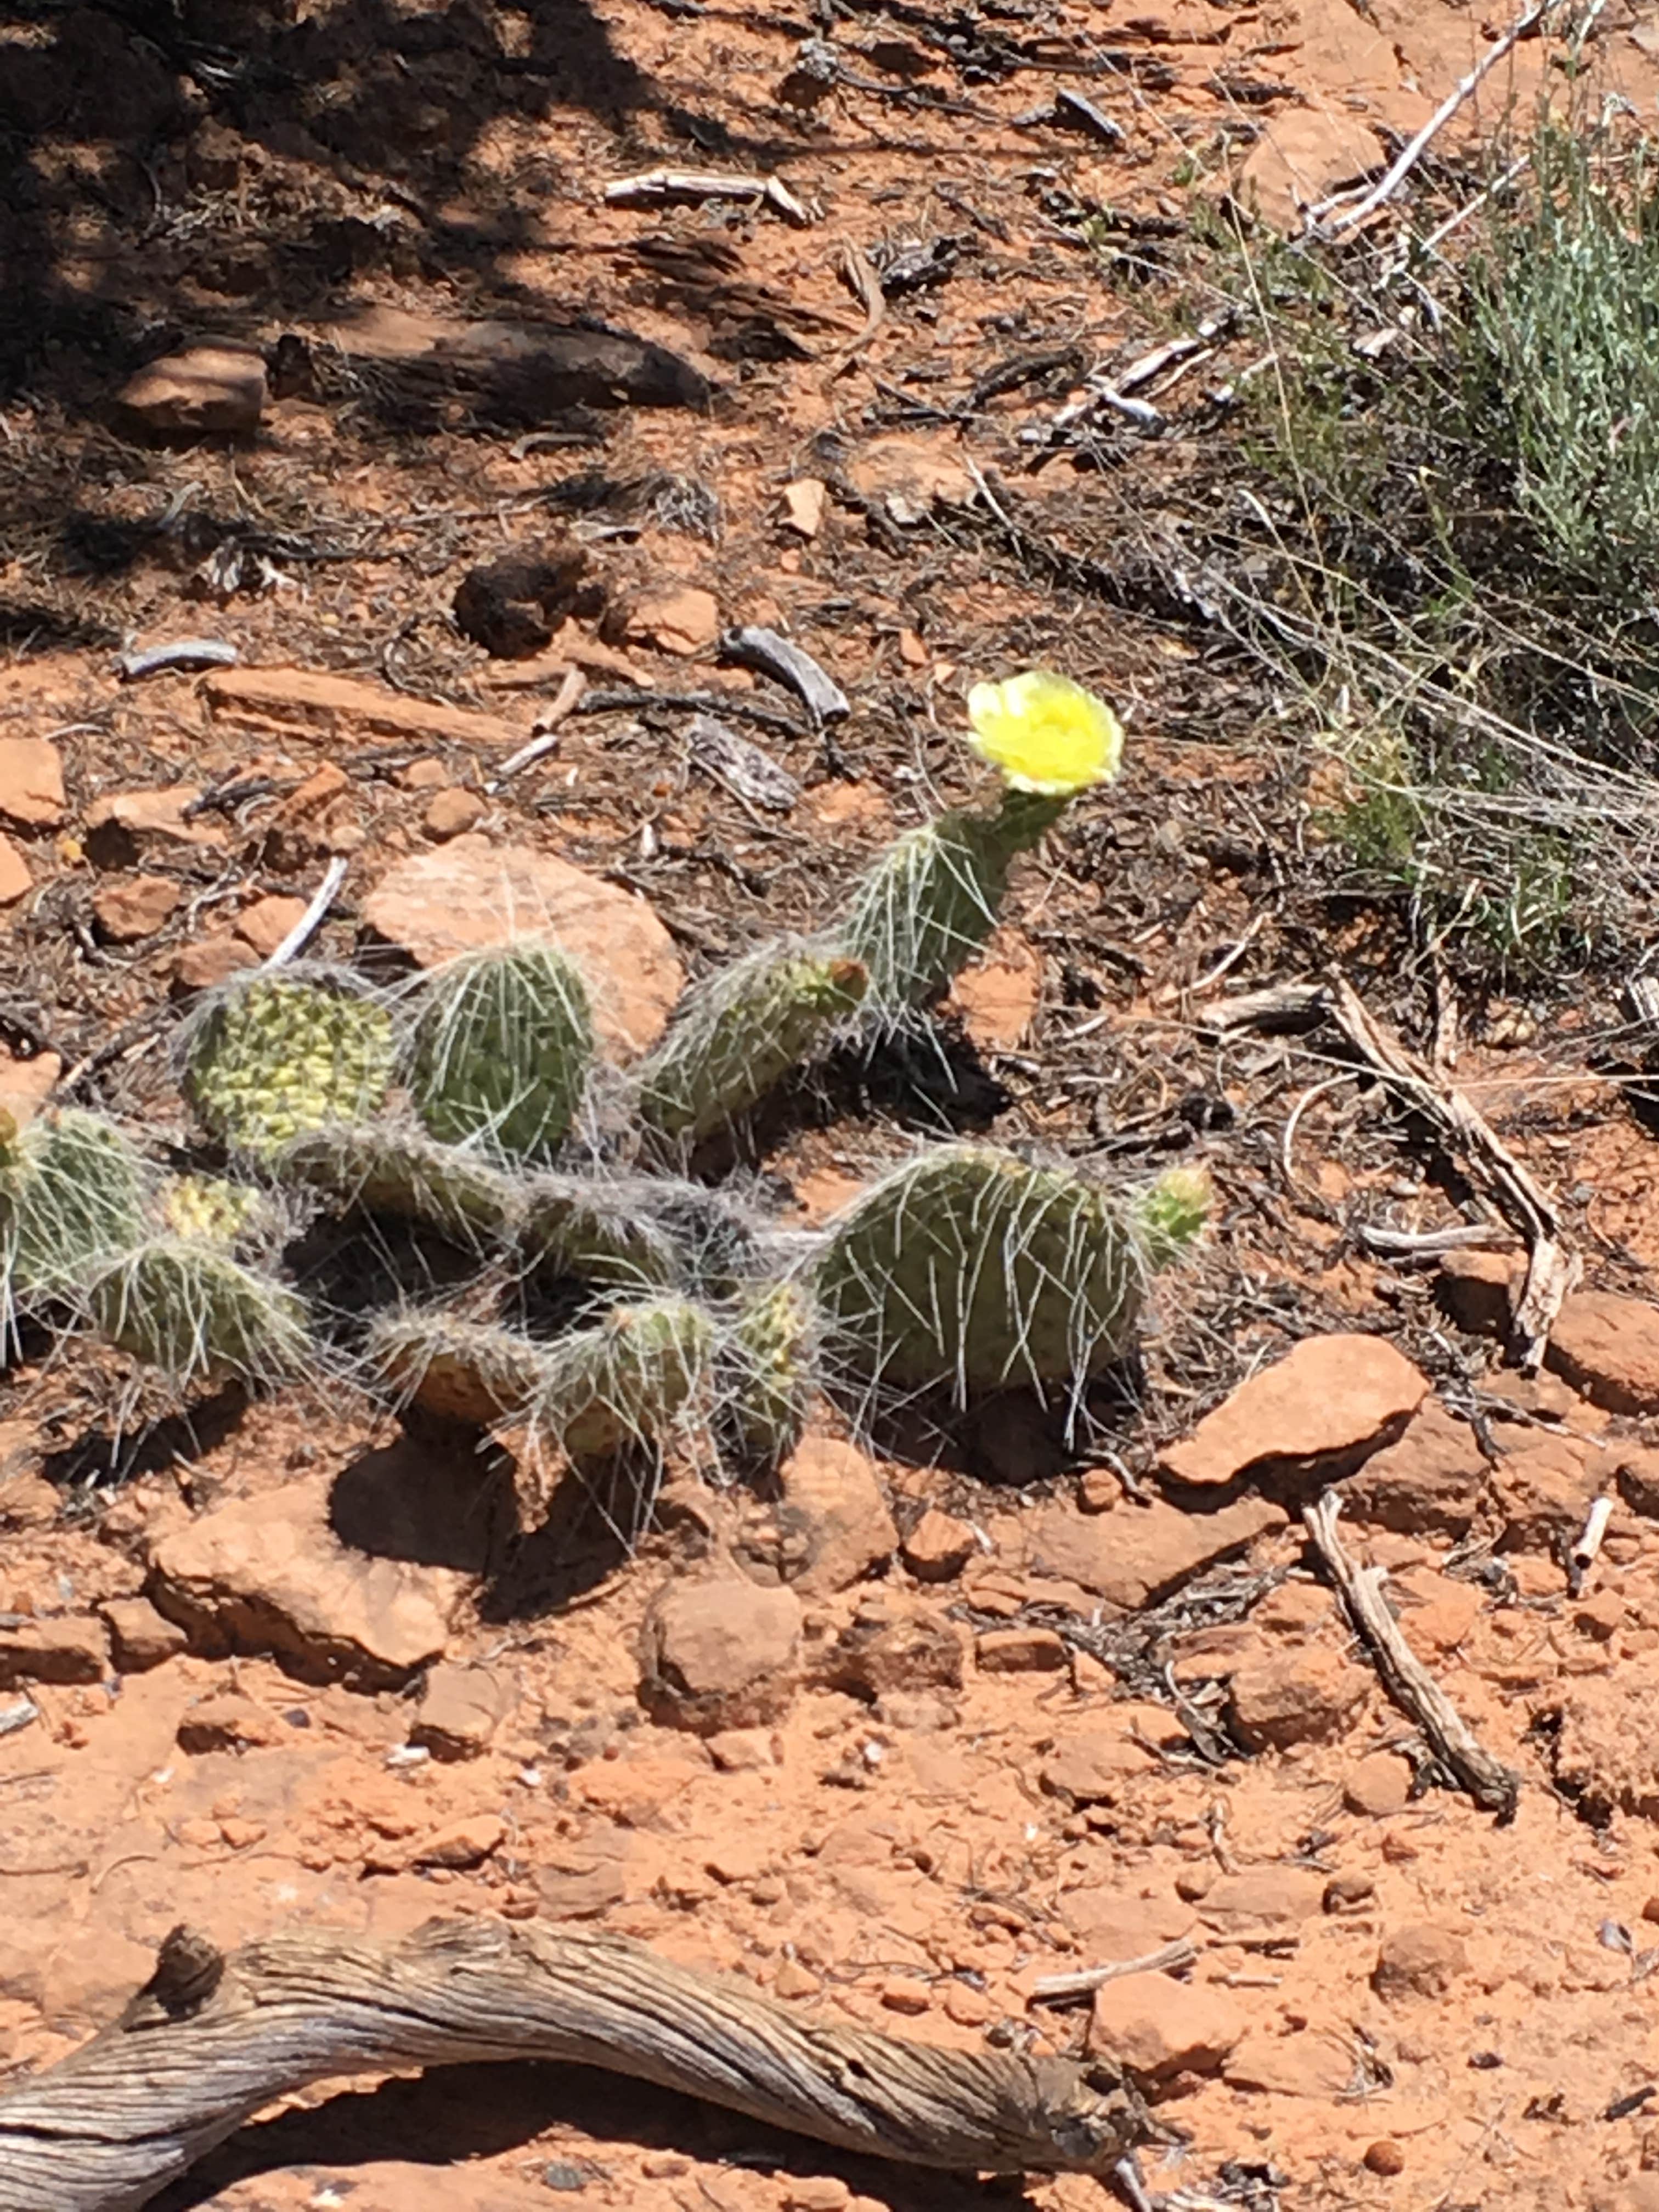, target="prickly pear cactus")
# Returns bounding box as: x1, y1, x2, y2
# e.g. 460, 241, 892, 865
521, 1173, 681, 1291
366, 1310, 550, 1425
811, 1143, 1206, 1404
85, 1238, 311, 1389
636, 943, 868, 1141
826, 793, 1066, 1026
722, 1279, 815, 1462
1, 1107, 150, 1297
406, 943, 595, 1165
281, 1125, 521, 1242
183, 975, 396, 1158
532, 1294, 714, 1459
